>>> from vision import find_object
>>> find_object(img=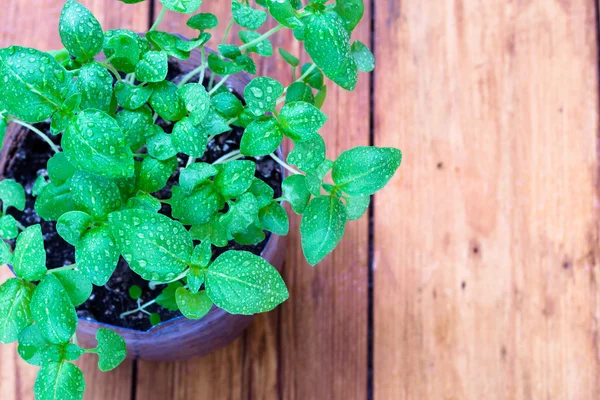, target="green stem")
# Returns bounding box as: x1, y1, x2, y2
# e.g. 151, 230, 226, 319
101, 62, 122, 82
150, 5, 167, 32
212, 150, 241, 165
10, 119, 60, 153
15, 220, 26, 231
222, 18, 235, 44
120, 298, 157, 319
208, 75, 230, 95
270, 152, 301, 175
239, 24, 284, 52
47, 264, 77, 275
178, 61, 208, 87
134, 153, 149, 158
